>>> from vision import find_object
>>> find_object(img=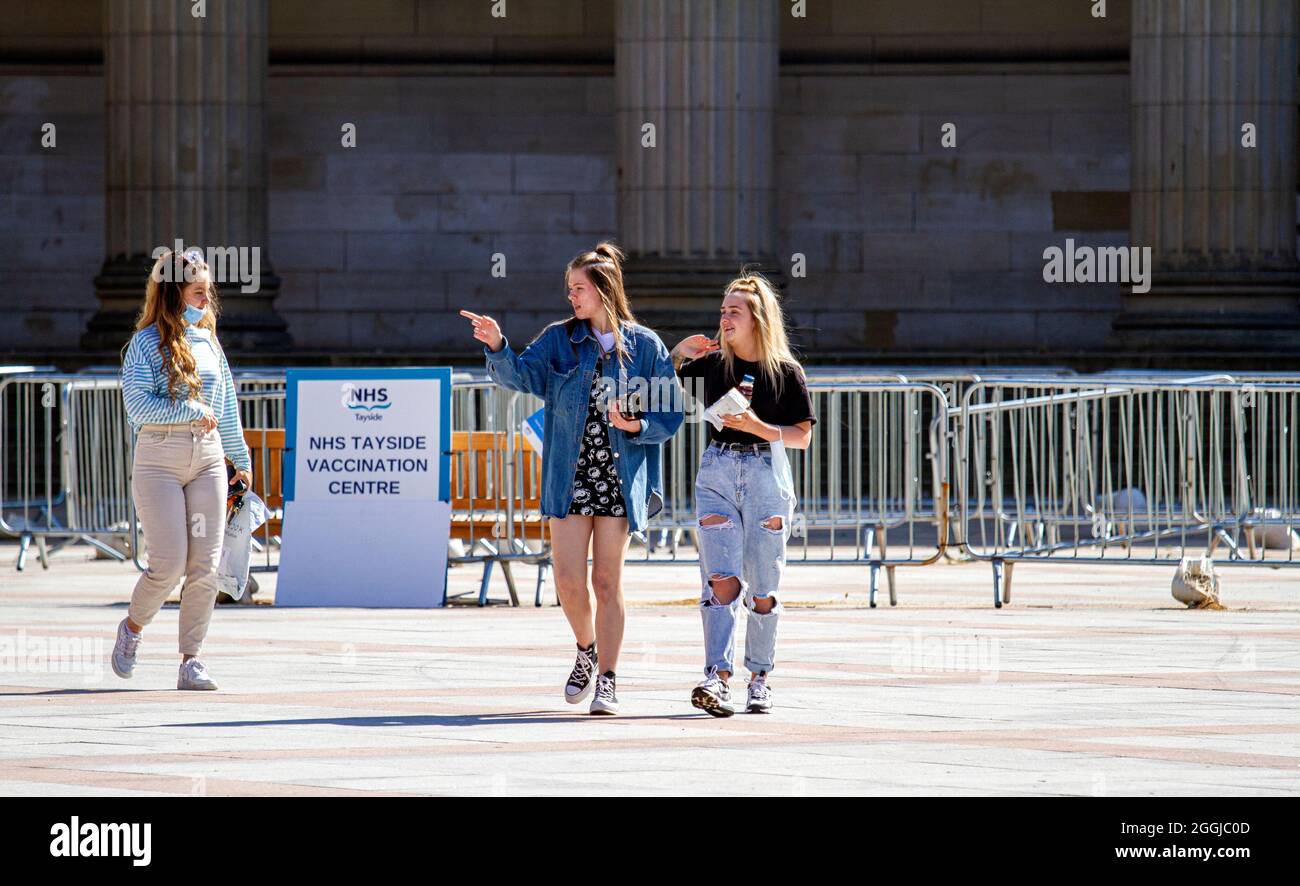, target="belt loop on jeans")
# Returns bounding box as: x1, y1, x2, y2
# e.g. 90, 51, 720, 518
710, 440, 771, 454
